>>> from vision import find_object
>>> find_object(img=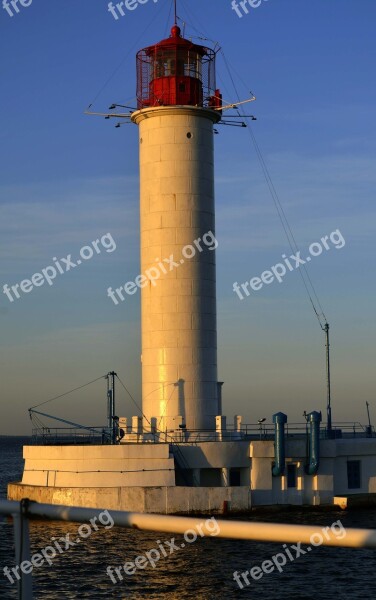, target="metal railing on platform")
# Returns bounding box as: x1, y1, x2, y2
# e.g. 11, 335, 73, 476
31, 427, 111, 445
31, 421, 375, 446
1, 499, 376, 599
